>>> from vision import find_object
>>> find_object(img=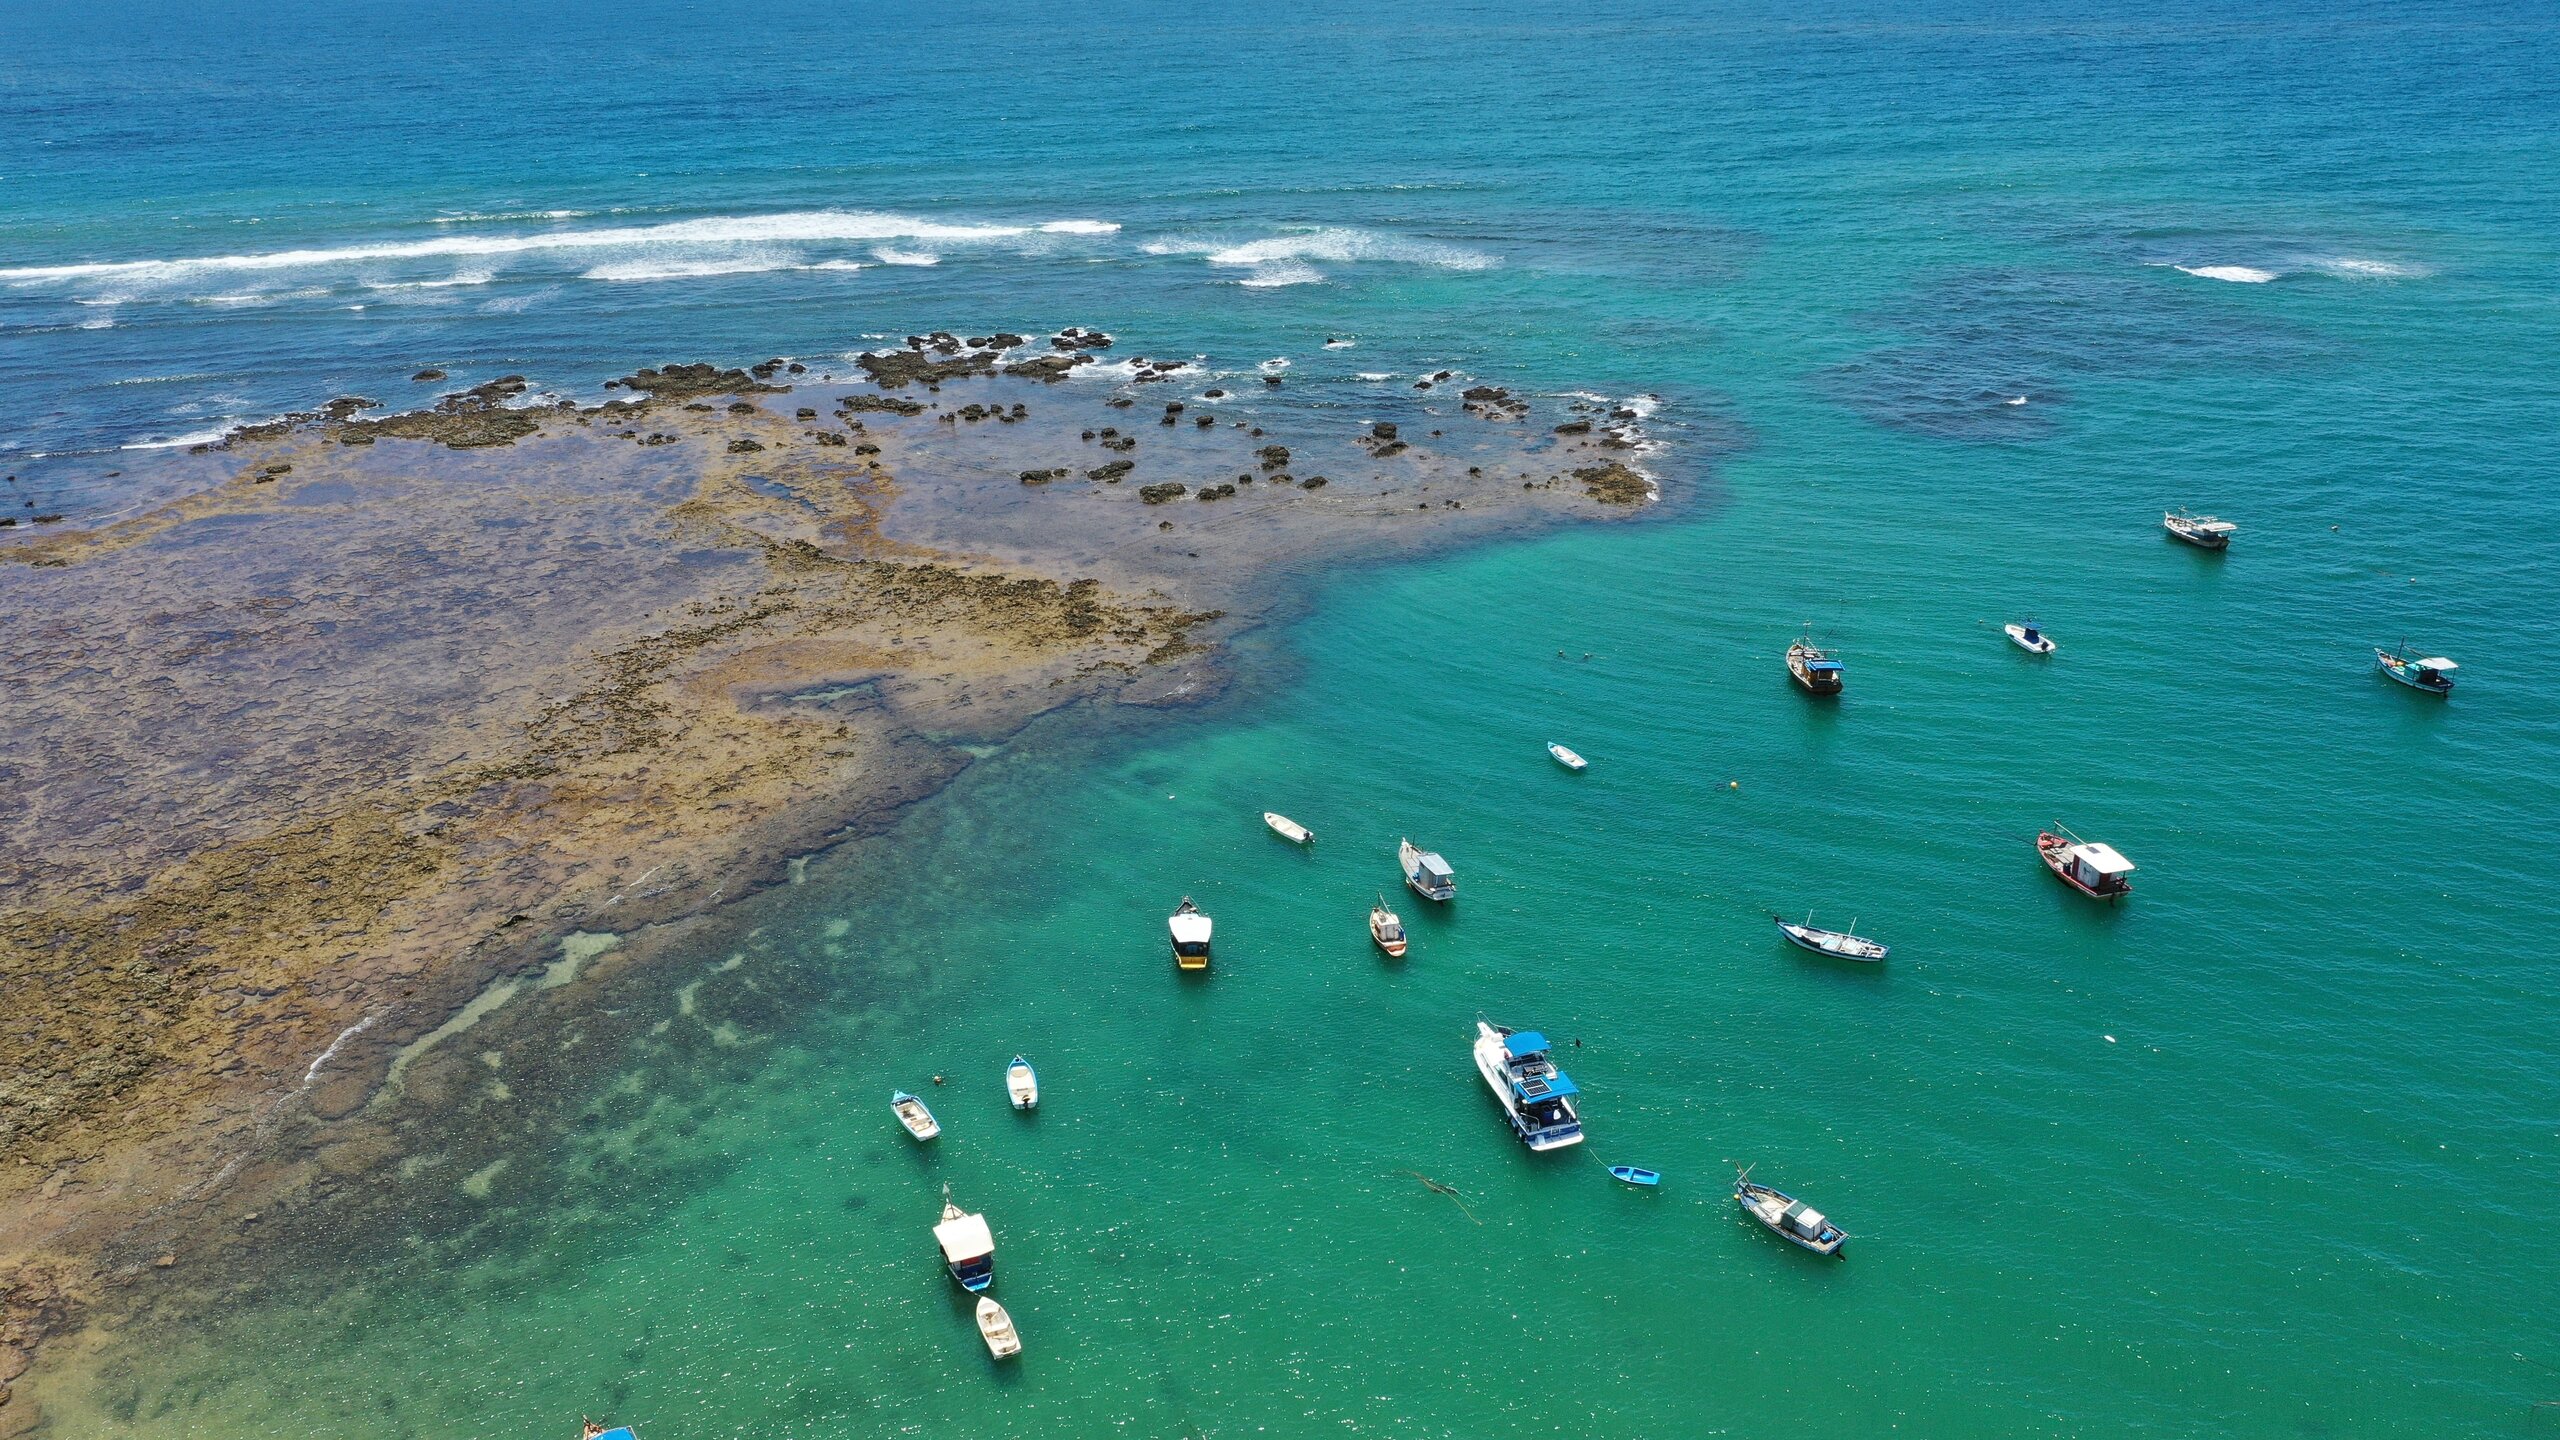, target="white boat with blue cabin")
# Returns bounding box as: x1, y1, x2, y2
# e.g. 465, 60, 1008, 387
1400, 838, 1456, 903
1473, 1021, 1584, 1151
